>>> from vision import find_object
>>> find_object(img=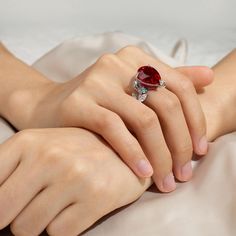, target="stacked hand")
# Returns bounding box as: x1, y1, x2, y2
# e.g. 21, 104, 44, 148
6, 46, 213, 192
0, 128, 151, 236
0, 43, 235, 235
